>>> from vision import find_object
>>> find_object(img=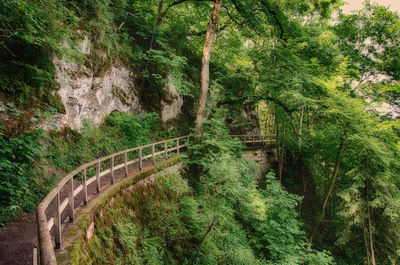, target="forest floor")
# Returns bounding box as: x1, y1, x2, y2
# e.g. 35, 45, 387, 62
0, 160, 155, 265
